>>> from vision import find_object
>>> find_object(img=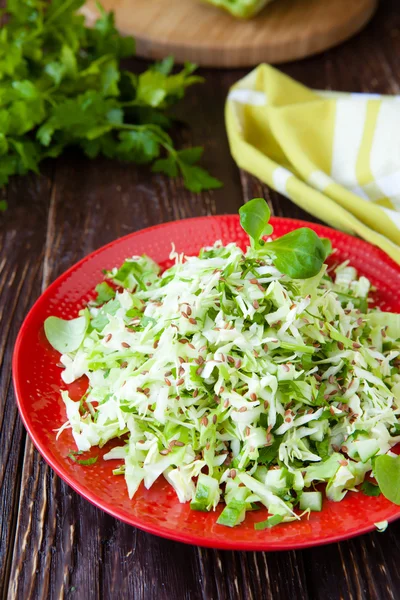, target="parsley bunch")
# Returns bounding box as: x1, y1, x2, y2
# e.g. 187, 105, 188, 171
0, 0, 222, 205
